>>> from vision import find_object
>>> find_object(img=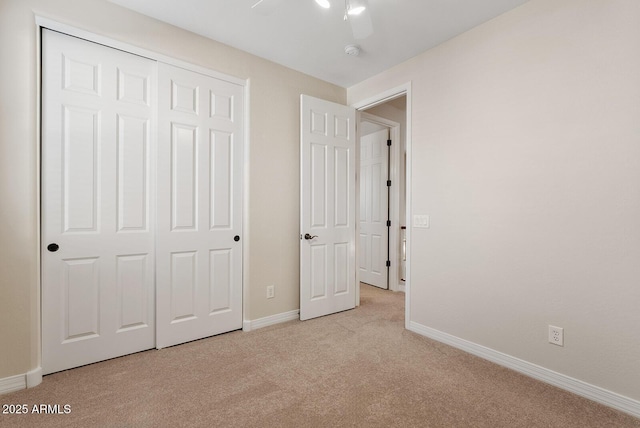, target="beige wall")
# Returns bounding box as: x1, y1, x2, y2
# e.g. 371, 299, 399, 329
0, 0, 345, 379
349, 0, 640, 401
